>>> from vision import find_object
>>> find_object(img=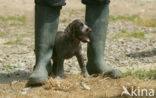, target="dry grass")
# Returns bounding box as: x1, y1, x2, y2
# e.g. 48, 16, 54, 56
110, 15, 156, 27
0, 74, 156, 98
136, 18, 156, 27
114, 31, 147, 39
